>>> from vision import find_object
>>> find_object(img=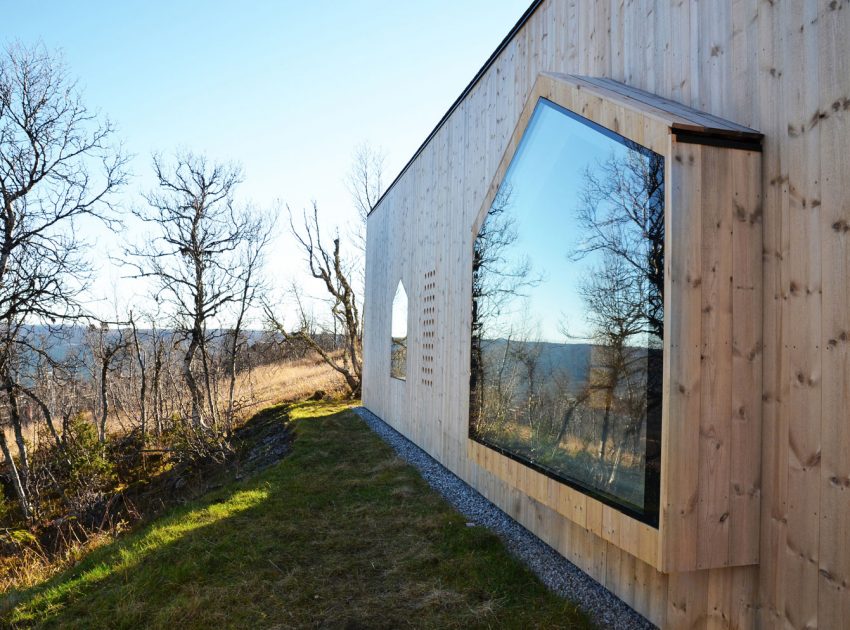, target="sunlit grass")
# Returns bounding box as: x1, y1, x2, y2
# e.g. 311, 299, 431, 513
4, 486, 269, 626
287, 398, 353, 419
3, 402, 593, 629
